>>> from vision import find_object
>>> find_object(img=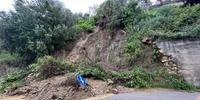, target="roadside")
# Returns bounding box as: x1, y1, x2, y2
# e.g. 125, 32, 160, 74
1, 88, 199, 100
0, 95, 26, 100
100, 89, 200, 100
